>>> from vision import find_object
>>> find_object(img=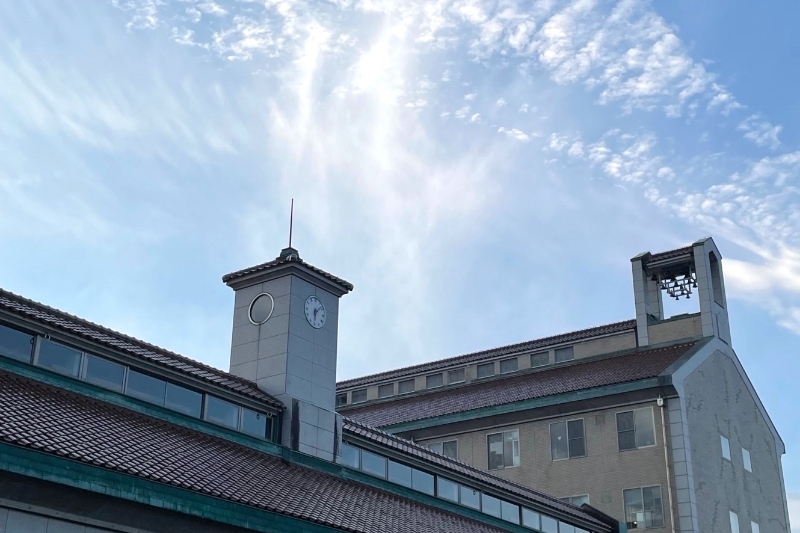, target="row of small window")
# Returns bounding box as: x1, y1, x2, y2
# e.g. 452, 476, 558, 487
0, 322, 272, 439
720, 435, 753, 473
729, 511, 760, 533
337, 442, 592, 533
338, 347, 576, 406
